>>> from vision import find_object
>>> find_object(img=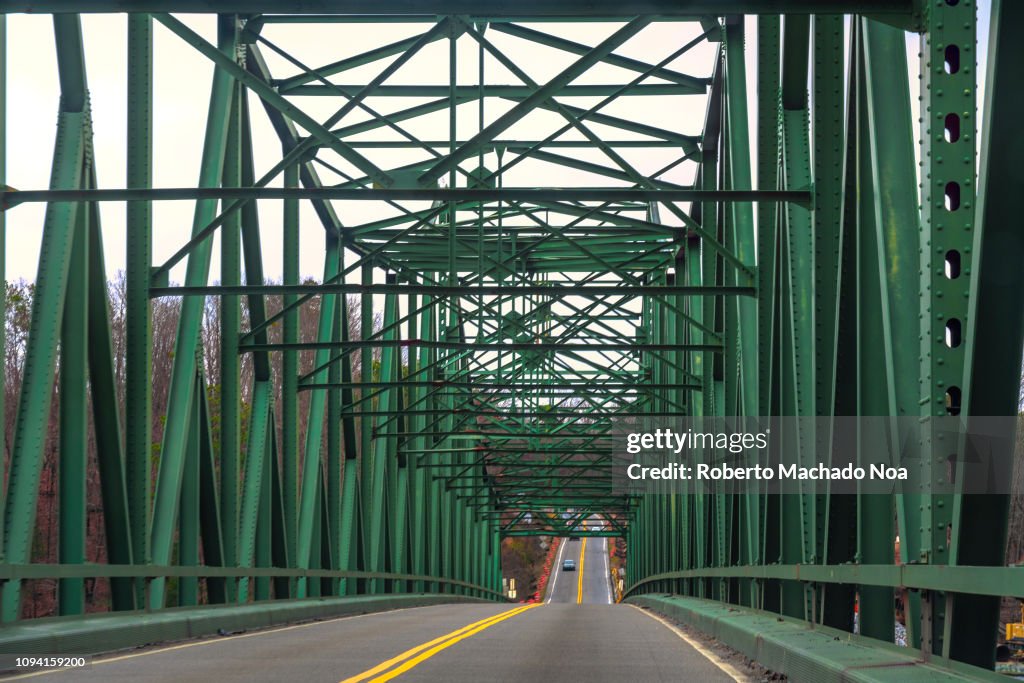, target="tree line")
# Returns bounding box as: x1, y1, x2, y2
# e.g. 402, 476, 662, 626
2, 274, 371, 616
